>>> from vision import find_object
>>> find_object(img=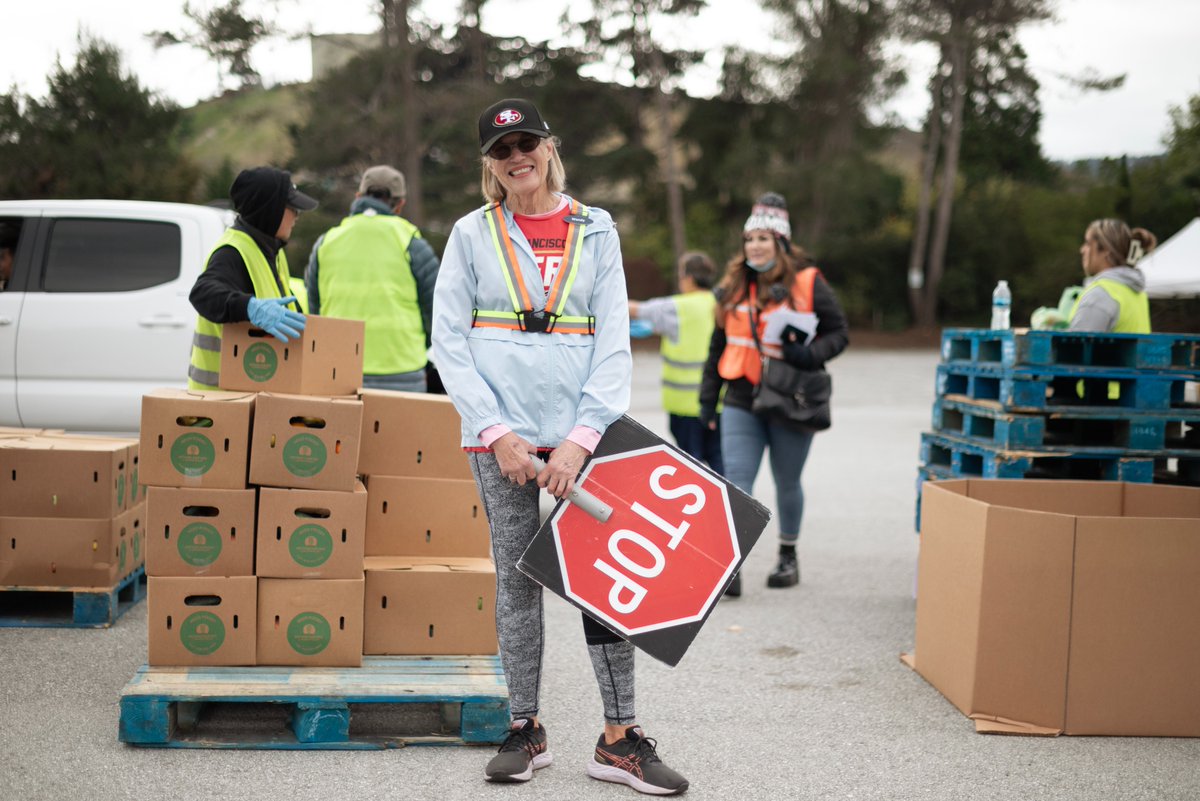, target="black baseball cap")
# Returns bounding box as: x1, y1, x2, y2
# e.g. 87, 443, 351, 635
478, 98, 552, 154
